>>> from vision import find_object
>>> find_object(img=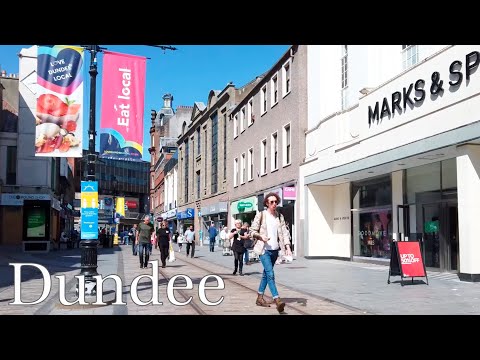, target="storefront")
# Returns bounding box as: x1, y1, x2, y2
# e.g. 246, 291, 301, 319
177, 207, 195, 234
201, 202, 228, 229
0, 193, 61, 251
165, 208, 177, 234
230, 196, 257, 226
301, 45, 480, 280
